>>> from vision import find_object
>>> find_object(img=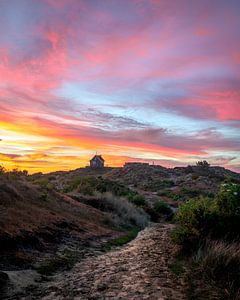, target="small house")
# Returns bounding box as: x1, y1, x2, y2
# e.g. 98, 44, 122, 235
90, 155, 105, 168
